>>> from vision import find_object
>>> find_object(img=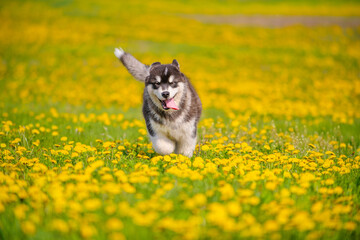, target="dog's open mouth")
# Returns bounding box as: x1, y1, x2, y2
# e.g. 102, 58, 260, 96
160, 98, 179, 110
